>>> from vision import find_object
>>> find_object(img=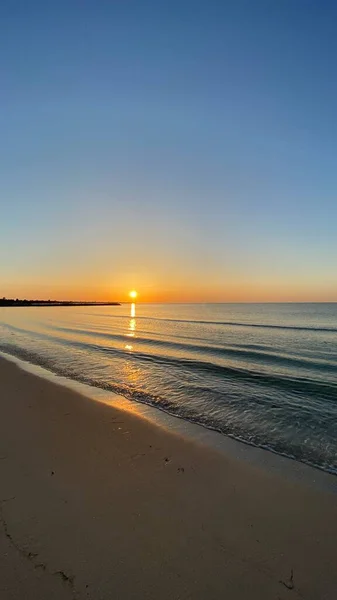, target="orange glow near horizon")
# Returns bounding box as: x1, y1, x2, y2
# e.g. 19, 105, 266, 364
129, 290, 138, 299
2, 278, 337, 304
